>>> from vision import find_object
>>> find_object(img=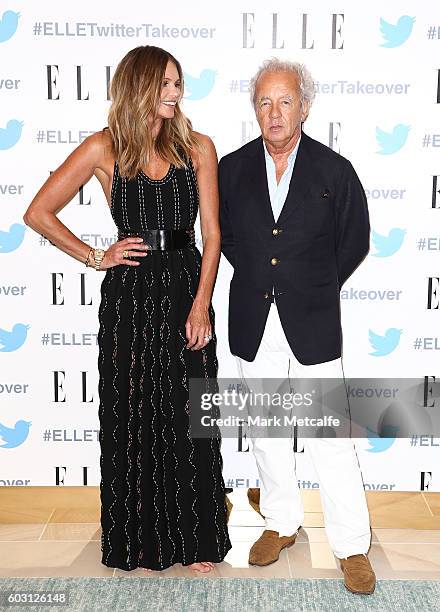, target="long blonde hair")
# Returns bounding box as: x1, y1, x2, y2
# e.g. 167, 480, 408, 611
108, 46, 199, 179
